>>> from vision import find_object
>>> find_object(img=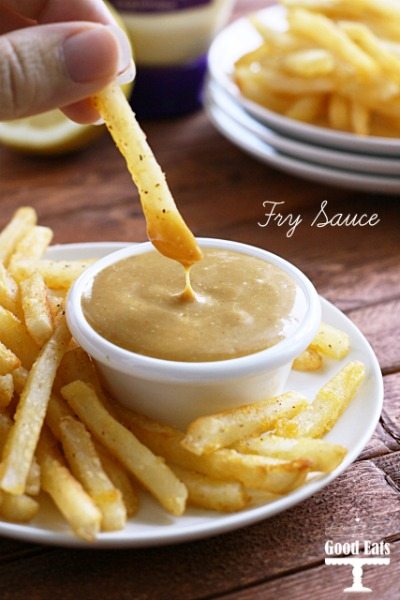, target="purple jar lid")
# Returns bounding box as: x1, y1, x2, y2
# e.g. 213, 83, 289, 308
130, 54, 208, 119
